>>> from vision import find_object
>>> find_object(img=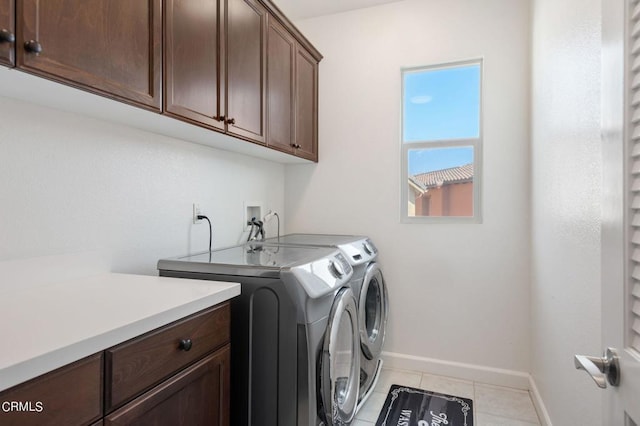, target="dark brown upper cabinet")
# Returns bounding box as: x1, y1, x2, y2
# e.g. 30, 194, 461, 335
0, 0, 15, 67
265, 14, 319, 161
16, 0, 162, 111
225, 0, 267, 144
294, 45, 319, 161
266, 15, 295, 154
165, 0, 268, 146
164, 0, 225, 131
6, 0, 321, 161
